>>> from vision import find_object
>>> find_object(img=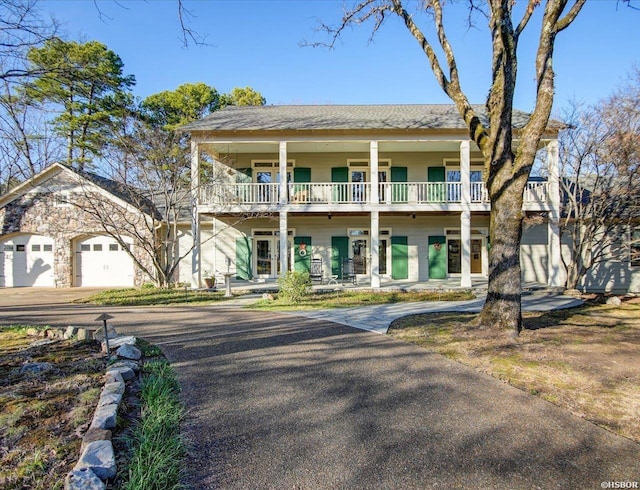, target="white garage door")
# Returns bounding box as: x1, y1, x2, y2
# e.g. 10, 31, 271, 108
0, 234, 55, 287
75, 236, 134, 287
